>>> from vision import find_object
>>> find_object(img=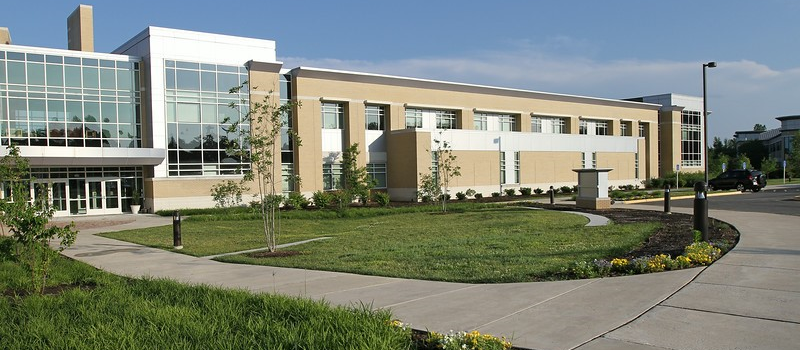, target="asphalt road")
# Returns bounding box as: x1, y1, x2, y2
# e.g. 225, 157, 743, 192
639, 184, 800, 217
